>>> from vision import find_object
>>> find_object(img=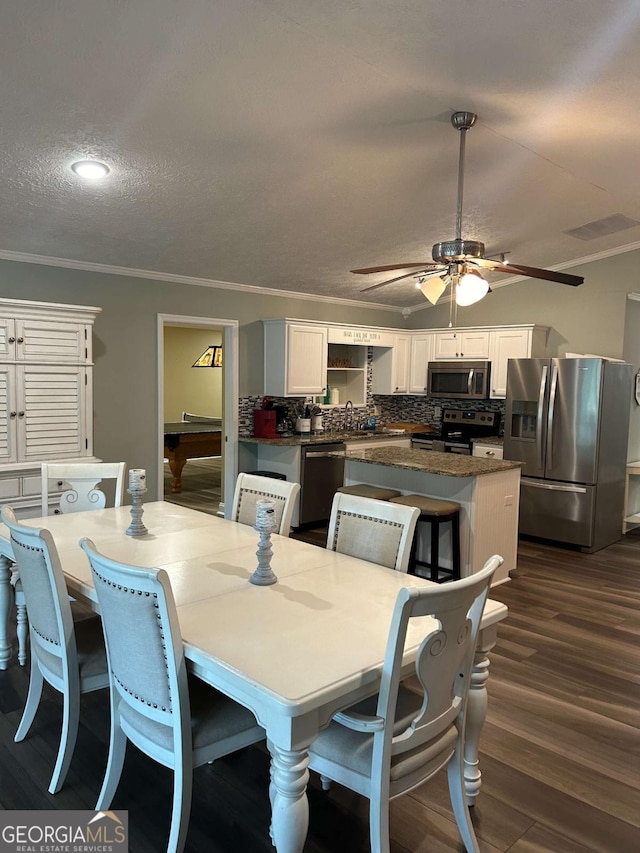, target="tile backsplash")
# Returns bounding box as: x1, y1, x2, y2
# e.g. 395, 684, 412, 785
239, 394, 504, 436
